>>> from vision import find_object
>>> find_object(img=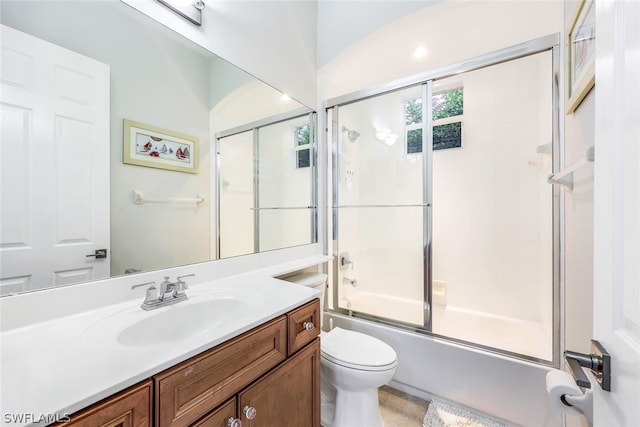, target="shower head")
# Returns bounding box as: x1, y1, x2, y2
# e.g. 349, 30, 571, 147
342, 126, 360, 142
